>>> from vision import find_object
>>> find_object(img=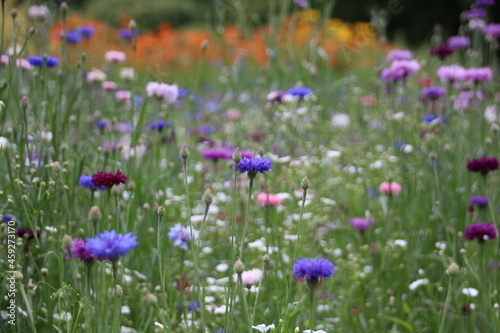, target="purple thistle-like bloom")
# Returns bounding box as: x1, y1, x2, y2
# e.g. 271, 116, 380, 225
386, 49, 413, 61
464, 222, 497, 243
119, 28, 139, 40
437, 64, 466, 83
430, 45, 454, 60
87, 230, 138, 261
79, 175, 105, 191
421, 86, 446, 100
351, 218, 375, 231
476, 0, 495, 6
485, 24, 500, 39
202, 148, 232, 162
467, 157, 499, 176
238, 157, 272, 178
447, 36, 470, 49
287, 86, 312, 100
94, 119, 109, 131
168, 223, 191, 251
75, 25, 95, 38
464, 67, 493, 83
464, 8, 486, 20
149, 120, 170, 132
470, 196, 488, 208
381, 60, 421, 82
67, 238, 94, 264
293, 258, 335, 284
